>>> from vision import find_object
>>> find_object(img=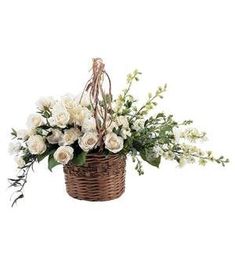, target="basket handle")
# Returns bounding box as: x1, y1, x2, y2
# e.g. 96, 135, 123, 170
81, 58, 112, 150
